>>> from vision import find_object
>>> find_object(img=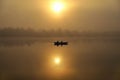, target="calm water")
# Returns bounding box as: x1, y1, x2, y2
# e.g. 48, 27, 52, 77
0, 37, 120, 80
